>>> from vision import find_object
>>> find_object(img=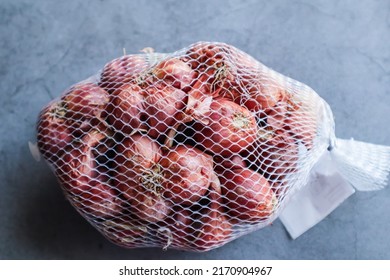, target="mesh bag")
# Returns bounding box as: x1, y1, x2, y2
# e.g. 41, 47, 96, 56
36, 42, 390, 252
